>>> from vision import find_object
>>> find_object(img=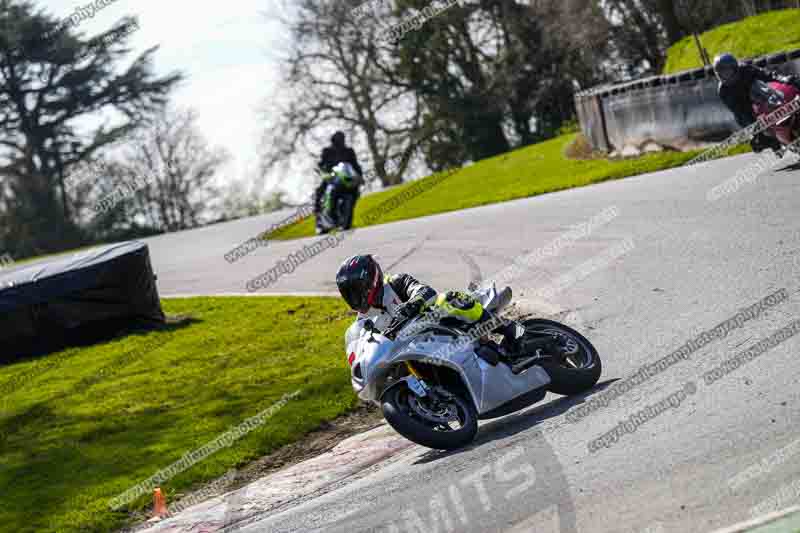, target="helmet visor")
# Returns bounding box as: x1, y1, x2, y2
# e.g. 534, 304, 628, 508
338, 275, 370, 312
